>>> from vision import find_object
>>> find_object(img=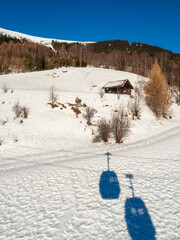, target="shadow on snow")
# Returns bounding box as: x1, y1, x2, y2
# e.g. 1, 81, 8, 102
125, 174, 156, 240
99, 170, 120, 199
99, 152, 120, 199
